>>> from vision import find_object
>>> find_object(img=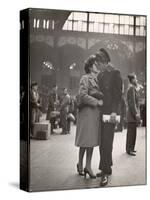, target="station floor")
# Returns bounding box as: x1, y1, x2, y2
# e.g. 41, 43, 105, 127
30, 124, 146, 192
